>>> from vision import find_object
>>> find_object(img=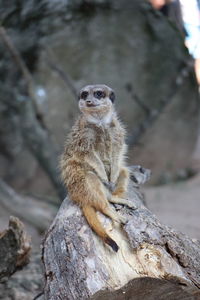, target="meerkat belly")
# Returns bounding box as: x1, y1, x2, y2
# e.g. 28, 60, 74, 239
103, 159, 111, 181
98, 149, 112, 180
95, 132, 113, 181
